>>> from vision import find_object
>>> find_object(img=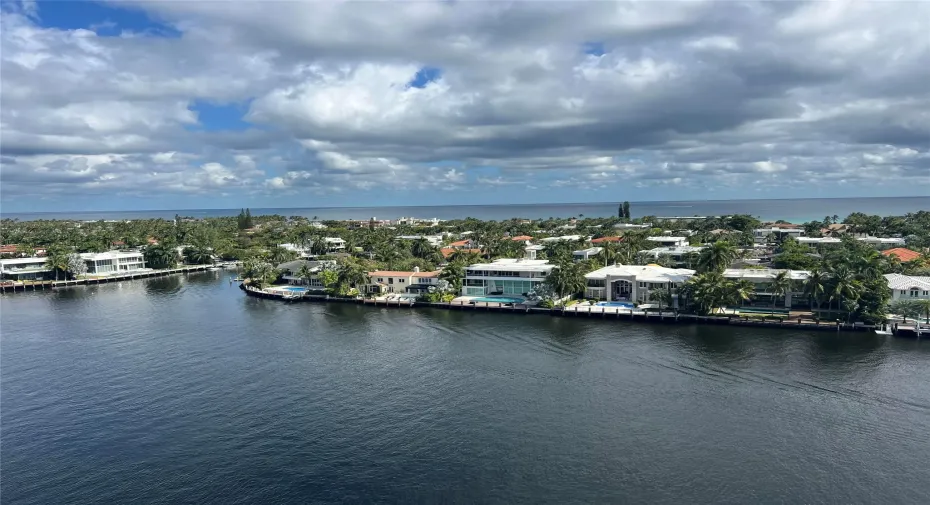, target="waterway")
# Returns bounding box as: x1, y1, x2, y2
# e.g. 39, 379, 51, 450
2, 272, 929, 504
